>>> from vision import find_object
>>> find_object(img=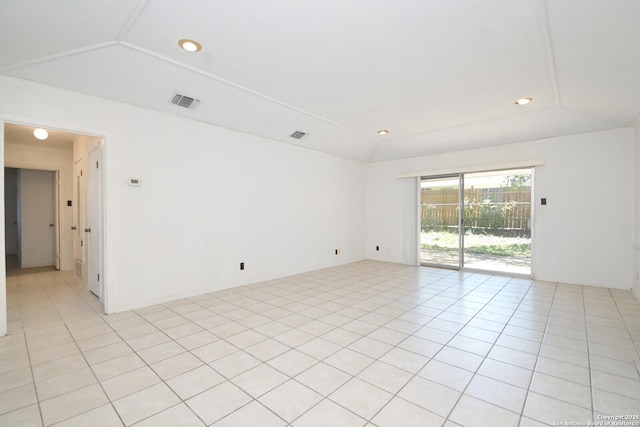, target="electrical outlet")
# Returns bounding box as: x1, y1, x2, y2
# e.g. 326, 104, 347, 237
240, 262, 245, 270
376, 246, 379, 251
